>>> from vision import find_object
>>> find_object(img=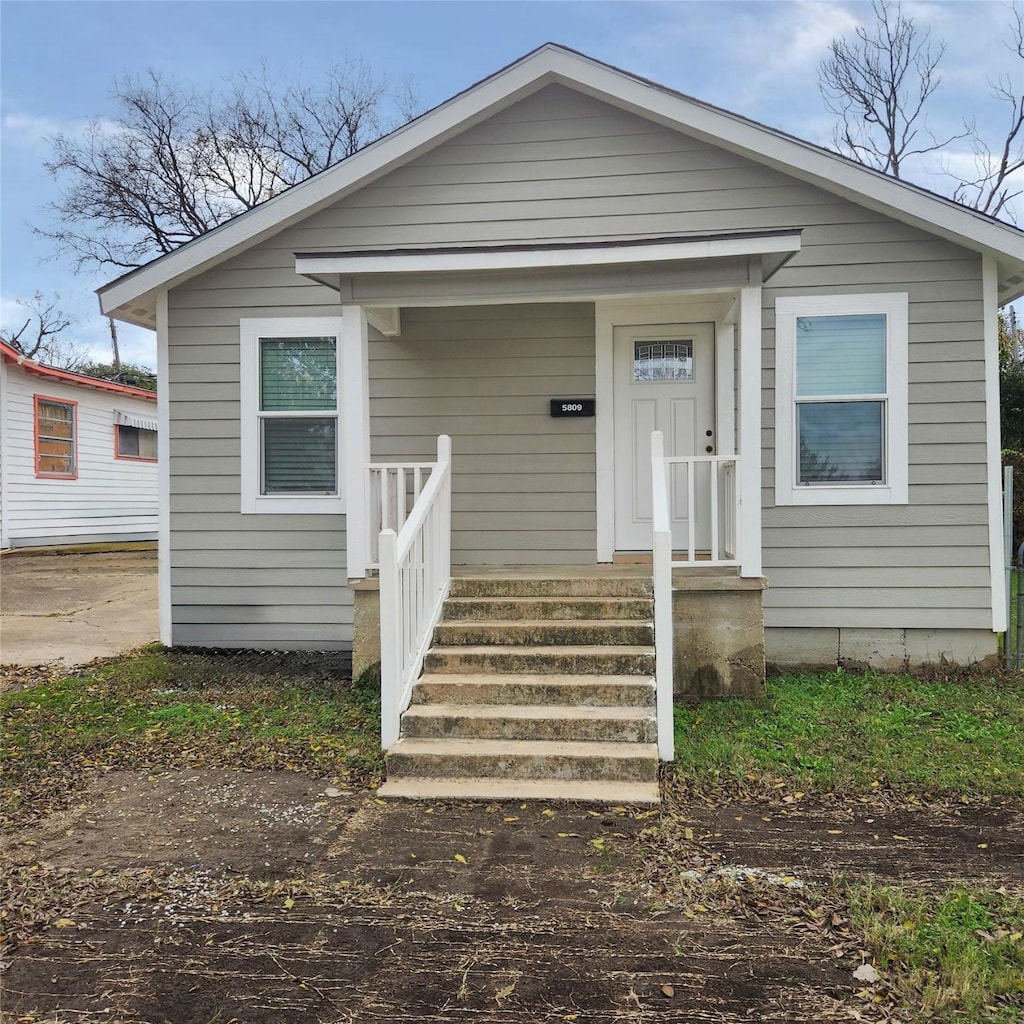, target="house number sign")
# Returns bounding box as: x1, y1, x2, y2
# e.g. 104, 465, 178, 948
550, 398, 595, 417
